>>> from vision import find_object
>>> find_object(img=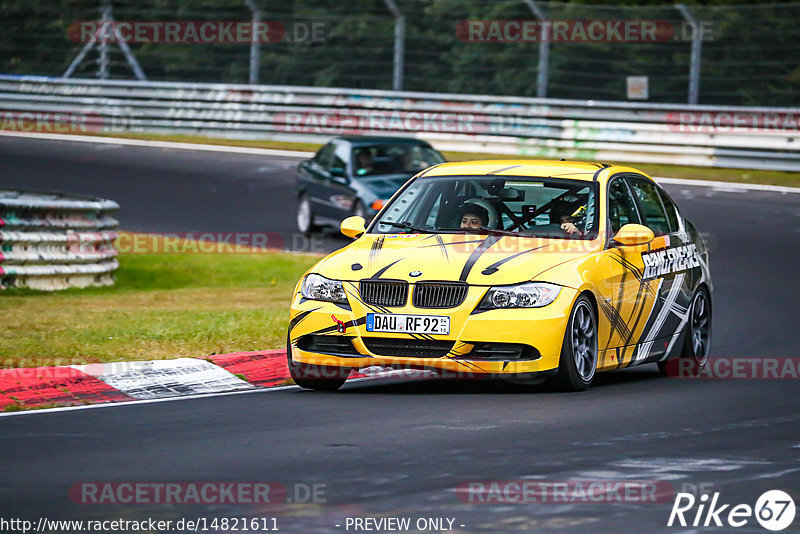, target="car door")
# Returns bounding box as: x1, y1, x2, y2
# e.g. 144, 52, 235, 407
298, 142, 336, 215
627, 177, 696, 364
597, 175, 662, 369
318, 142, 357, 221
